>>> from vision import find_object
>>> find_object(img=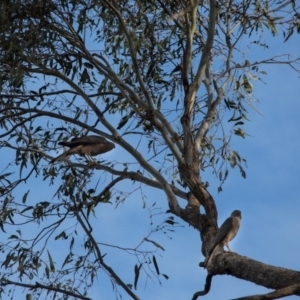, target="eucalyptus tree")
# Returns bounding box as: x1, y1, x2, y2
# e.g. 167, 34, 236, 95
0, 0, 299, 299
